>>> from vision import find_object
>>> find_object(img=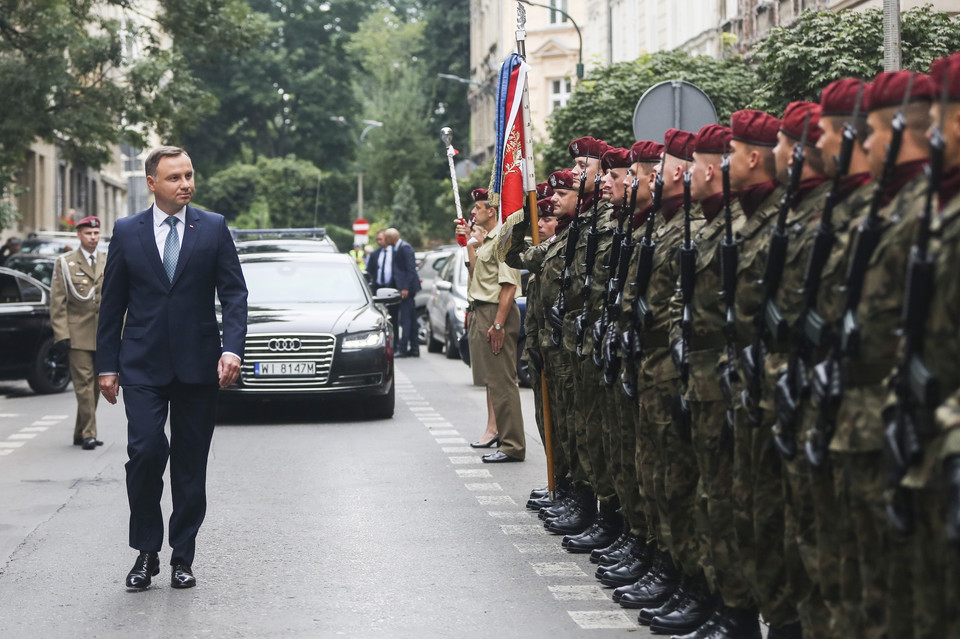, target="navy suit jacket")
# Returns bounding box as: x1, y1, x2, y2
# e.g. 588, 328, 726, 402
392, 240, 420, 294
96, 206, 248, 386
